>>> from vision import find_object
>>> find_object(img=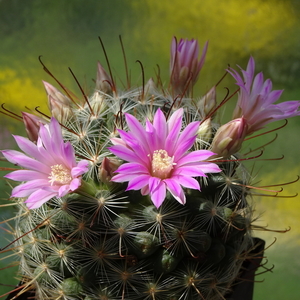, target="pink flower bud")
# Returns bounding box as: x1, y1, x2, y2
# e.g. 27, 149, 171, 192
170, 37, 208, 95
98, 157, 121, 185
21, 112, 47, 142
211, 117, 248, 157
